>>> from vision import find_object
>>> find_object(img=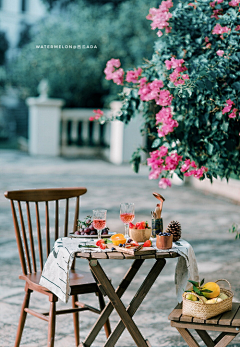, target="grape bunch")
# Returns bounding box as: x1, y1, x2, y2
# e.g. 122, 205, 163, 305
75, 215, 109, 236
